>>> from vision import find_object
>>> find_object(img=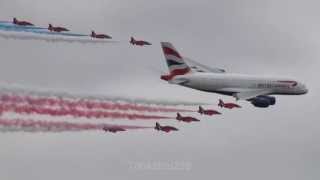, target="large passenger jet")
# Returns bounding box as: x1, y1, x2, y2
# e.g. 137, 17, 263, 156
160, 42, 308, 108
